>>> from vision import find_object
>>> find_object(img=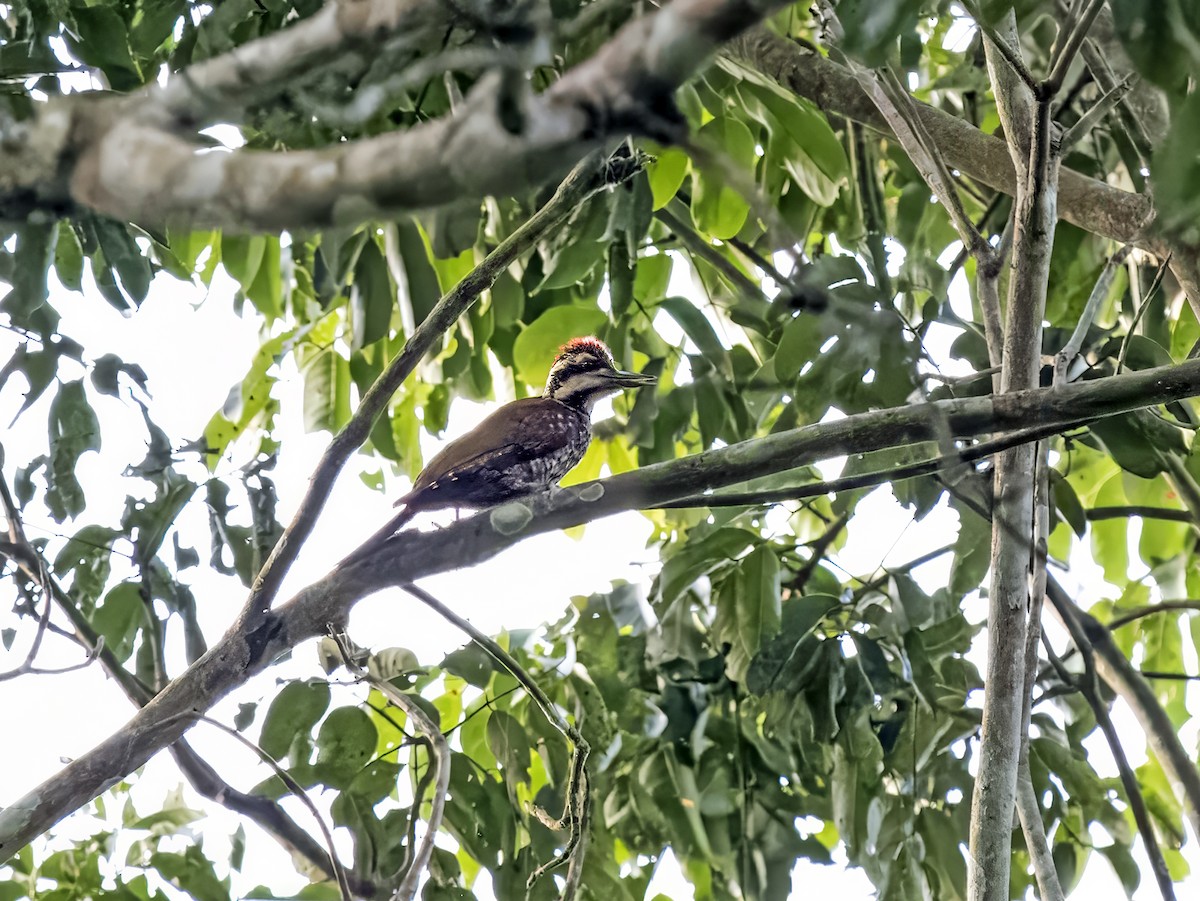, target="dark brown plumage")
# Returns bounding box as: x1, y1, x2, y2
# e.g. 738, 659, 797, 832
341, 337, 654, 565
